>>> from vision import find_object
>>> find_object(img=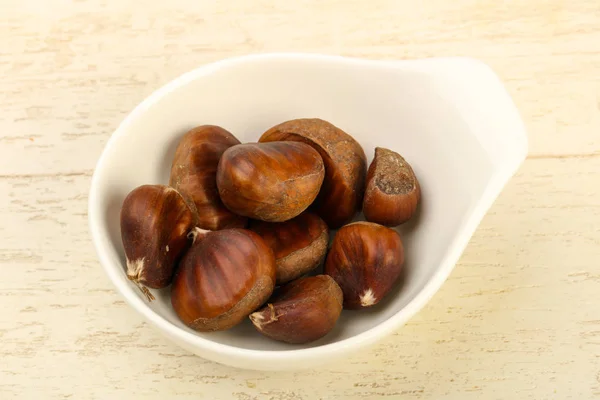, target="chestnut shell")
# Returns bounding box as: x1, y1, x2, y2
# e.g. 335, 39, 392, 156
363, 147, 420, 226
169, 125, 247, 230
171, 229, 276, 332
120, 185, 195, 297
250, 275, 343, 344
216, 141, 325, 222
249, 212, 329, 284
325, 221, 404, 309
259, 118, 367, 228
